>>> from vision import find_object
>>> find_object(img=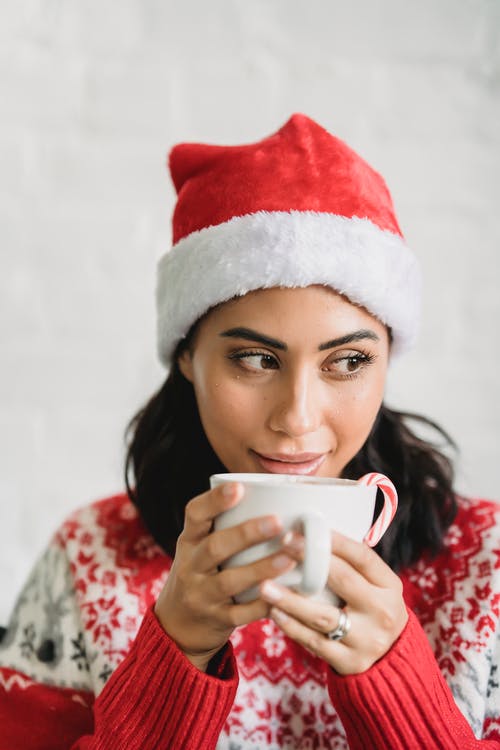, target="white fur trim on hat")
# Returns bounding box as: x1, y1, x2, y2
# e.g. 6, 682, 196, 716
156, 210, 421, 366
